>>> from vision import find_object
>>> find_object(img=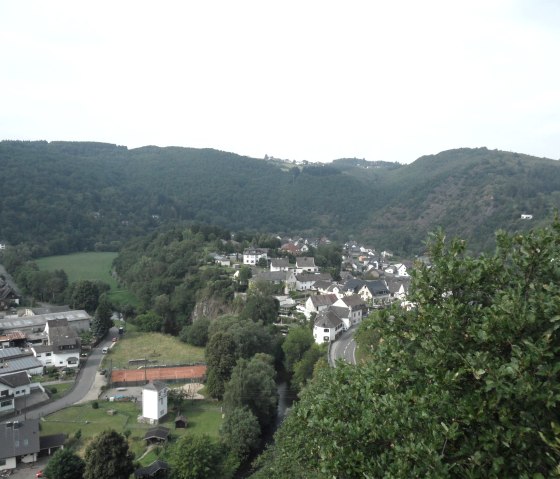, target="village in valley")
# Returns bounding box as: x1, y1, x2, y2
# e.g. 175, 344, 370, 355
217, 237, 418, 345
0, 235, 419, 478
